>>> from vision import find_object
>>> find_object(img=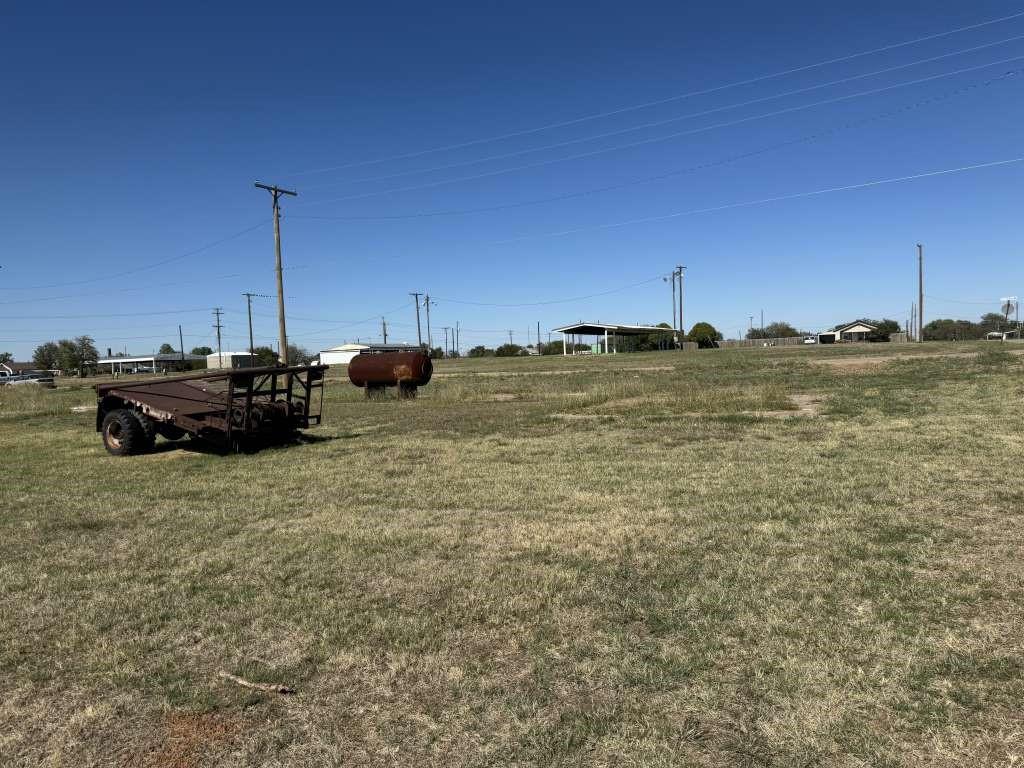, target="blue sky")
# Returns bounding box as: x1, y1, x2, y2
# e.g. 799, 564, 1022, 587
3, 1, 1023, 359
